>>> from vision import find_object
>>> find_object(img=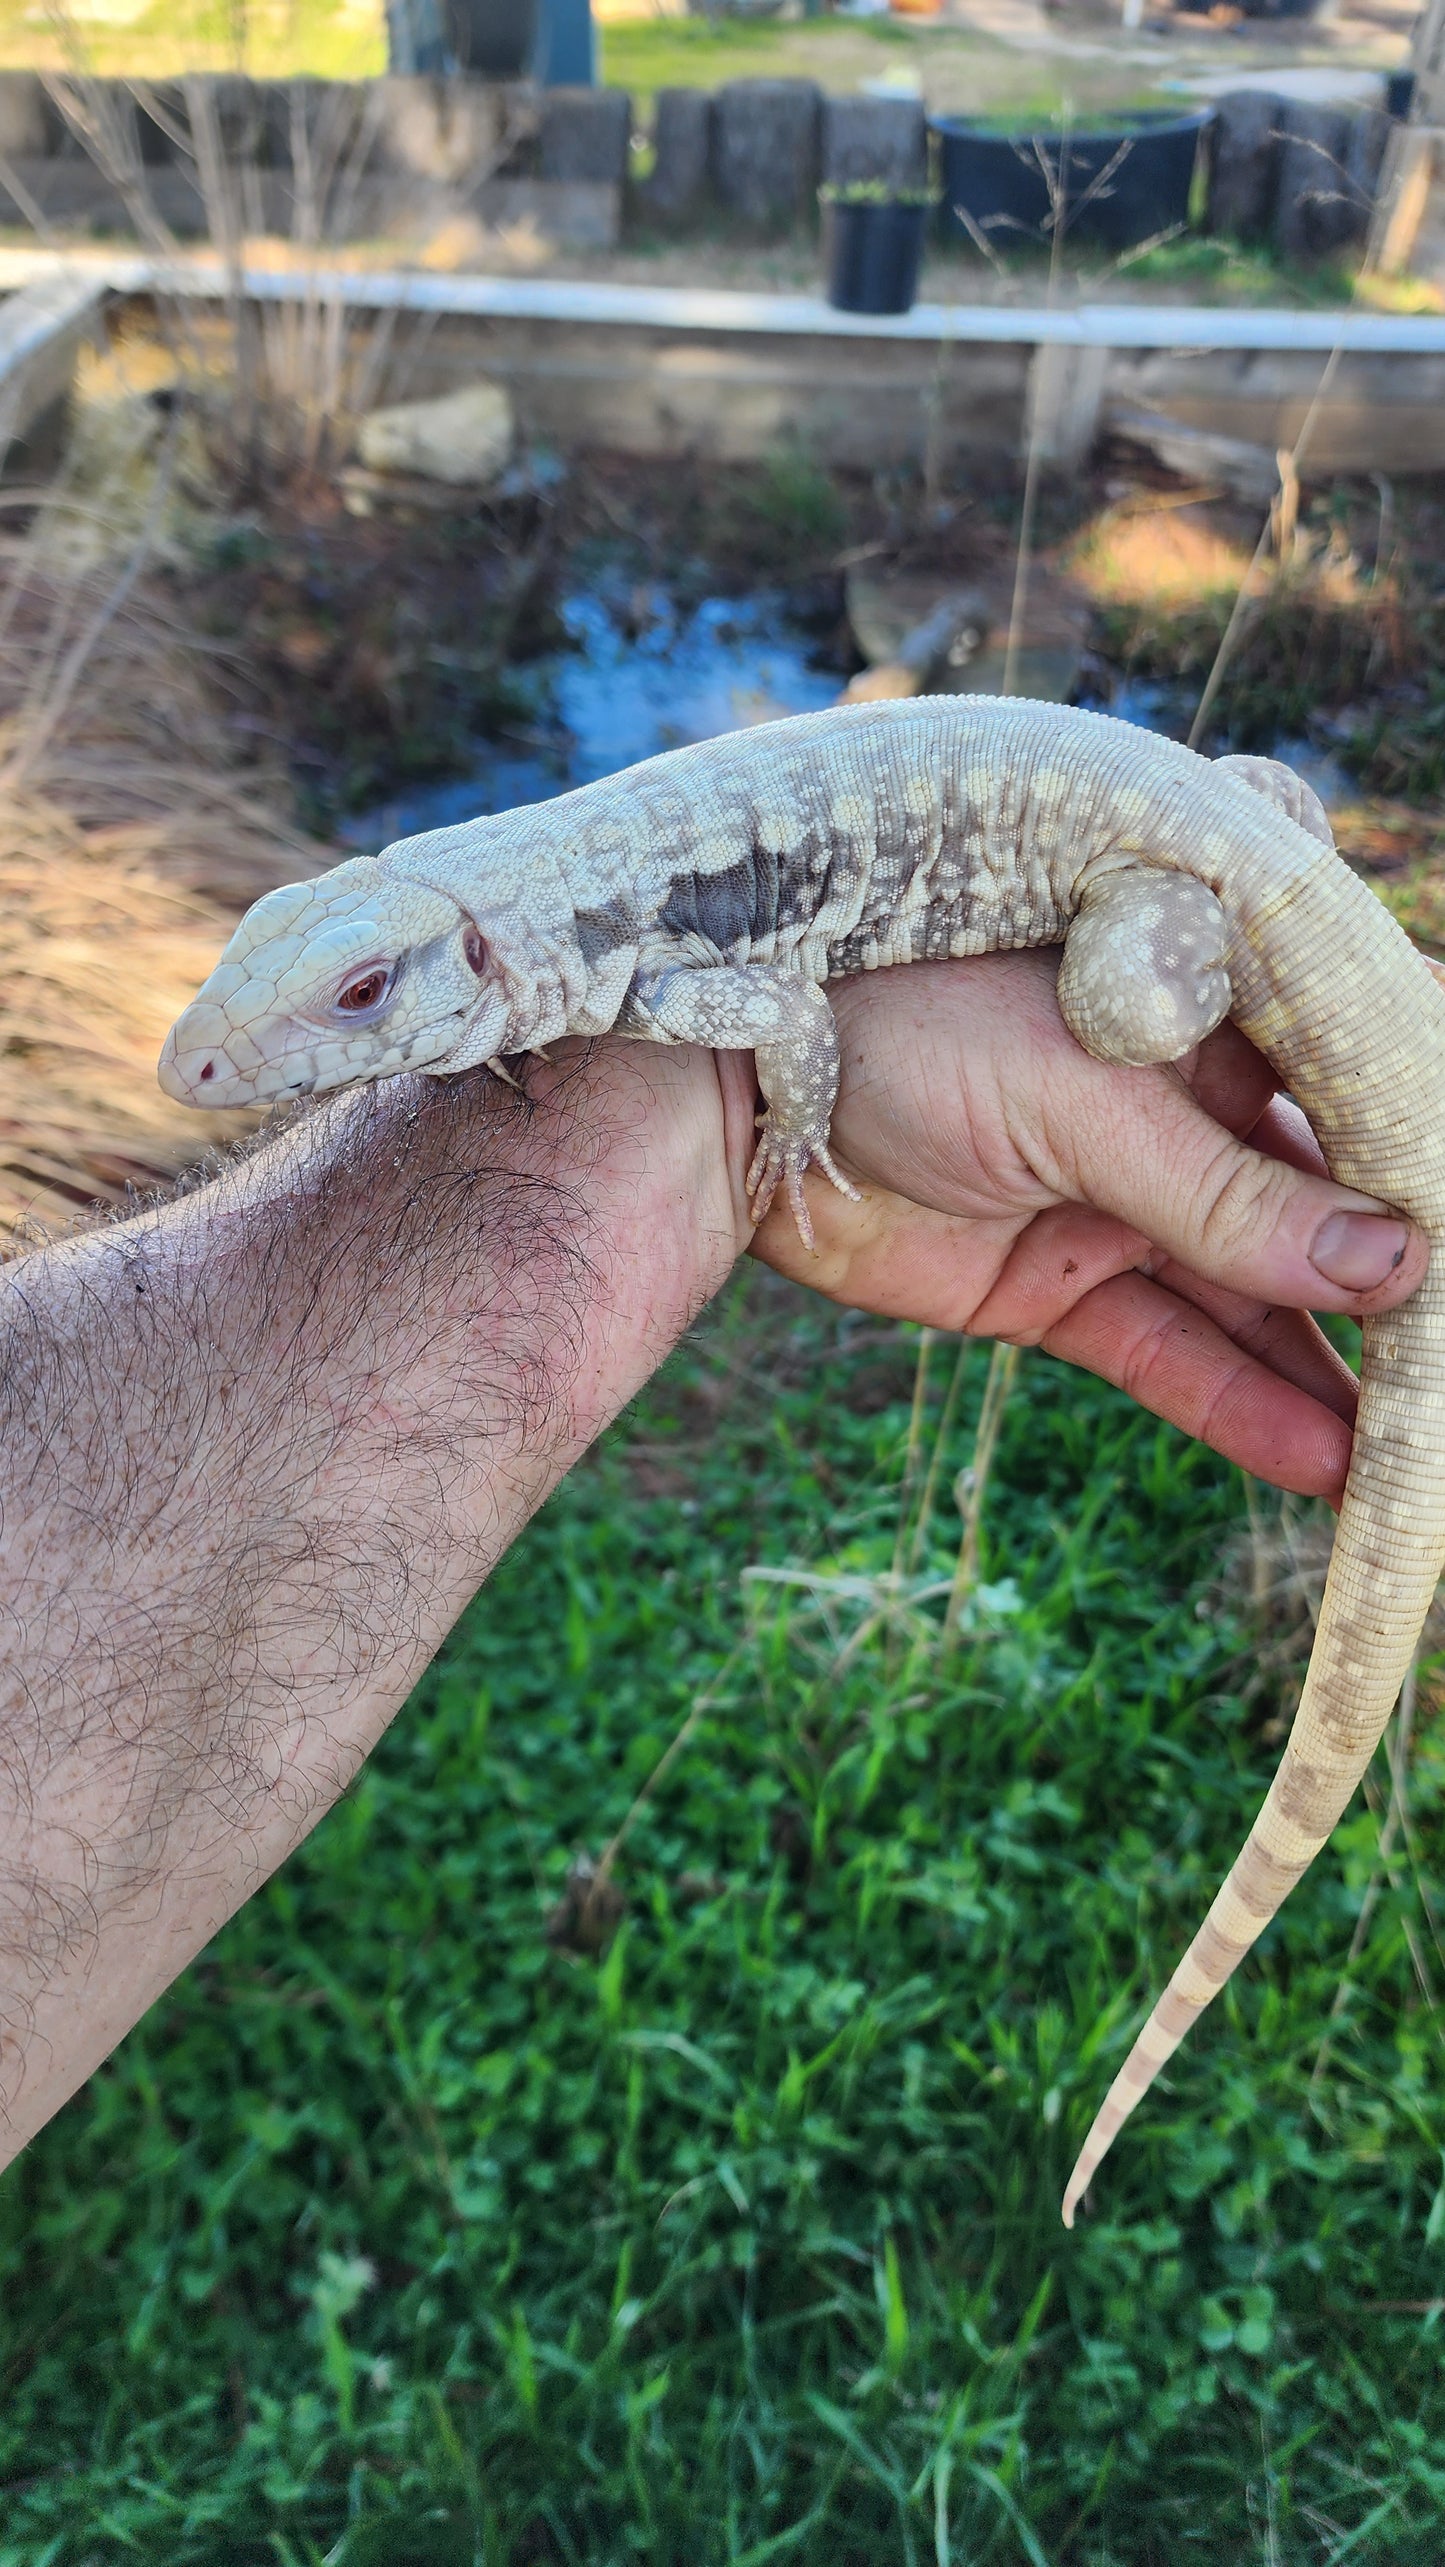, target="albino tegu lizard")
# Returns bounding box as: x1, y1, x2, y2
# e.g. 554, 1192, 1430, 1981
159, 697, 1445, 2224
